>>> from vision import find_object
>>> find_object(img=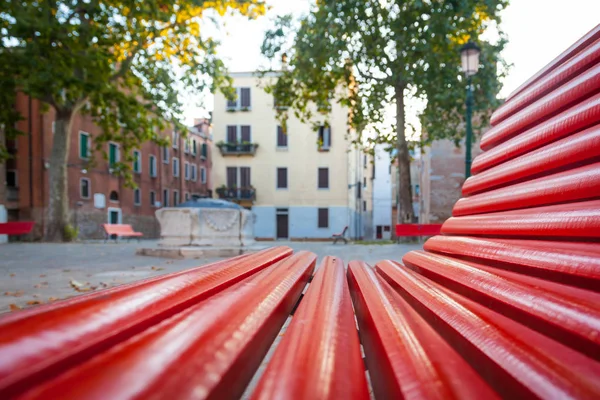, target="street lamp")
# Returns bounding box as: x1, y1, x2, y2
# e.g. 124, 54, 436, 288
460, 41, 481, 178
